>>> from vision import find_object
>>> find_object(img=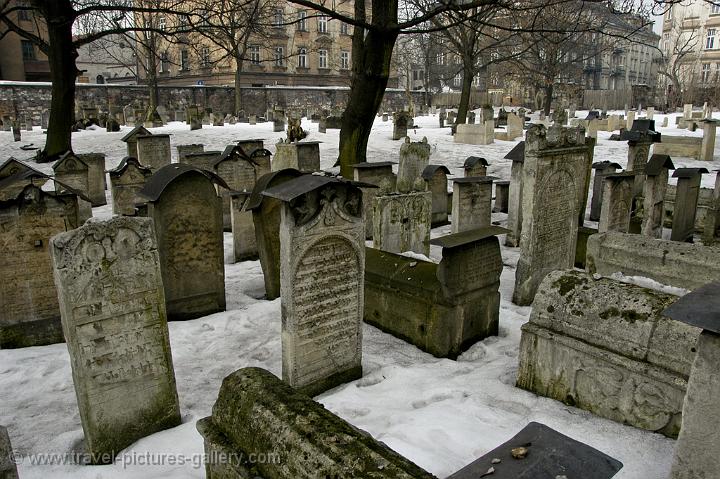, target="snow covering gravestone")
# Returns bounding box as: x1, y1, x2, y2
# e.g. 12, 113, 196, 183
598, 172, 634, 234
512, 125, 592, 305
641, 154, 674, 238
136, 134, 171, 171
517, 269, 698, 438
352, 161, 397, 239
108, 157, 153, 216
421, 165, 450, 227
0, 185, 81, 348
138, 164, 227, 321
451, 177, 494, 234
263, 175, 365, 395
272, 141, 320, 173
50, 216, 181, 464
